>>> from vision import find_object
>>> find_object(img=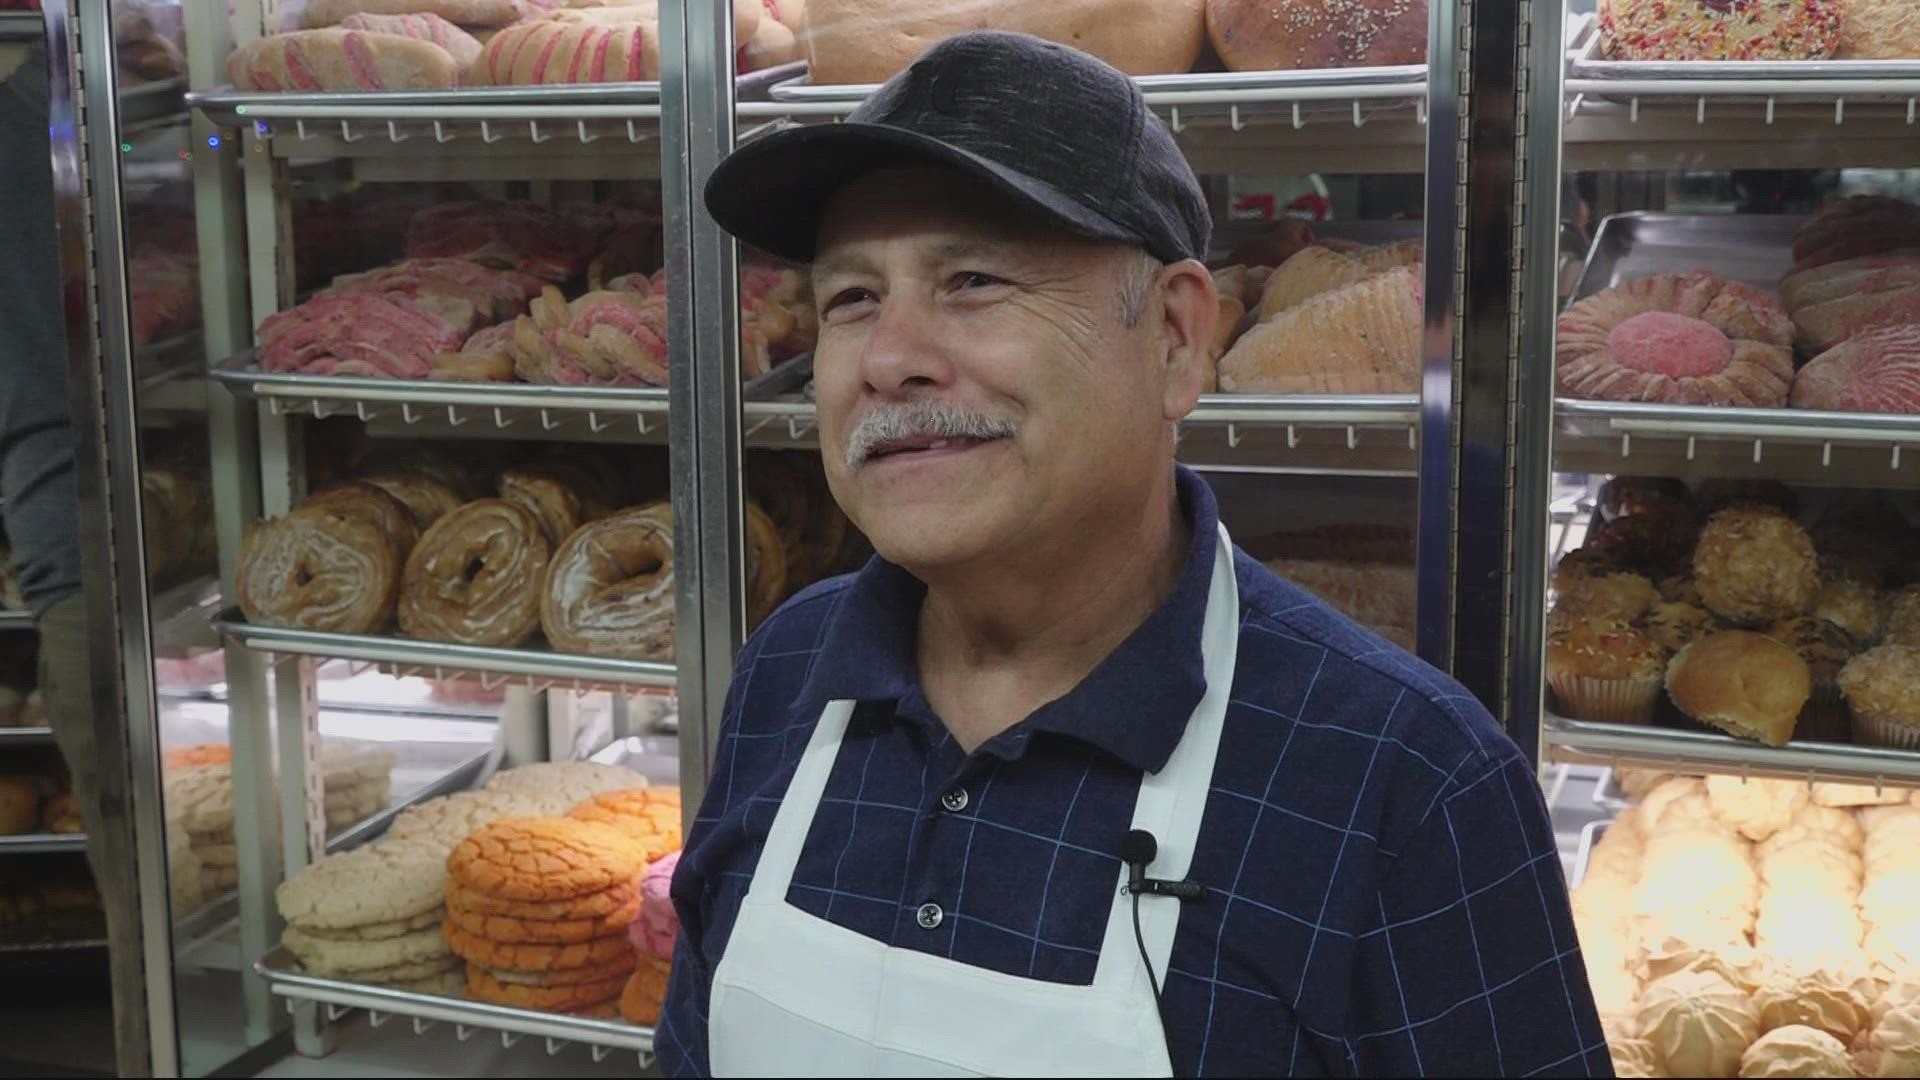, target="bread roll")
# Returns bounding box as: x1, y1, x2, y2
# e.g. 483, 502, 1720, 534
801, 0, 1207, 85
0, 776, 37, 836
227, 29, 462, 91
1666, 630, 1812, 747
337, 12, 484, 69
1207, 0, 1428, 72
1257, 246, 1372, 320
1218, 268, 1420, 394
472, 19, 662, 84
301, 0, 523, 29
